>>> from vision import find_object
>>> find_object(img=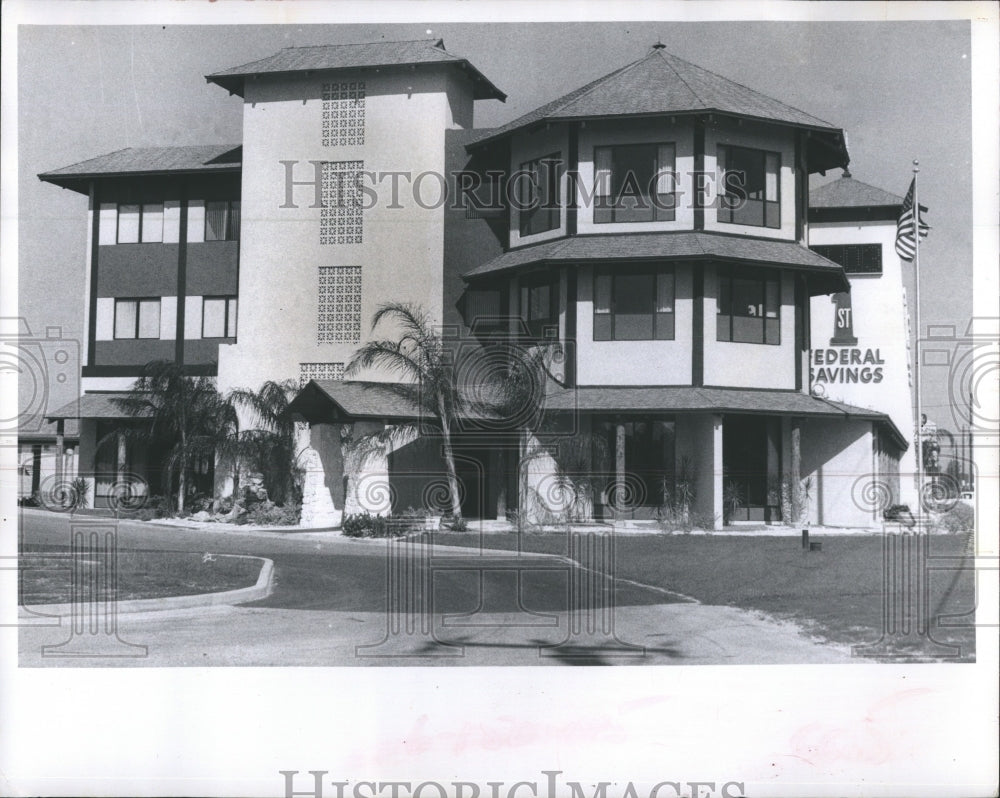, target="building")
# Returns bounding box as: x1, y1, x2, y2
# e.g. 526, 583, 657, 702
39, 39, 912, 526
